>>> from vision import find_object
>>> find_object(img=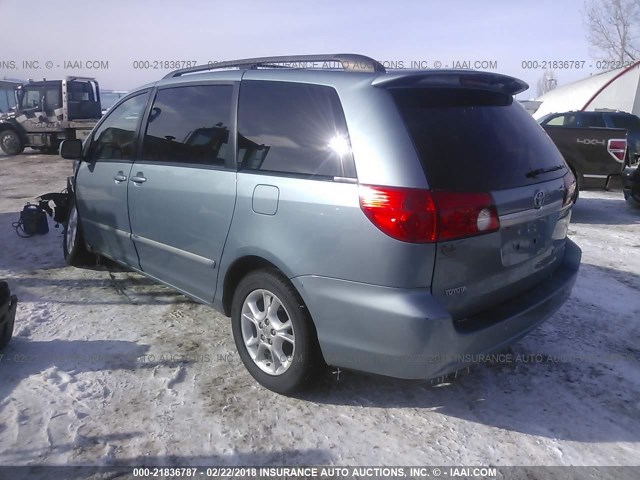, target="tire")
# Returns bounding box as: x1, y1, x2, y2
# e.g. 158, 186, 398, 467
231, 269, 323, 395
0, 316, 14, 350
0, 129, 24, 156
63, 196, 97, 267
0, 282, 15, 350
624, 190, 640, 209
0, 312, 15, 350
